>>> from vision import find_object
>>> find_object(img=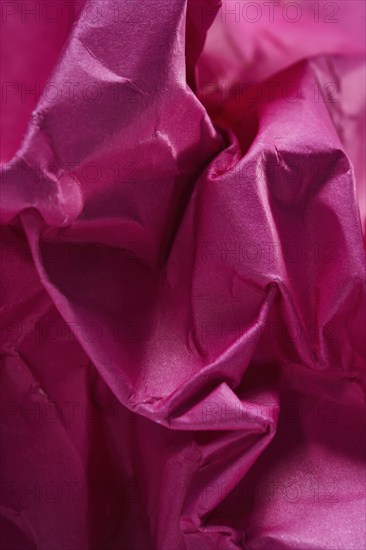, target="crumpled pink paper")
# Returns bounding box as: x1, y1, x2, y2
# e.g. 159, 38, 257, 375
1, 1, 365, 549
